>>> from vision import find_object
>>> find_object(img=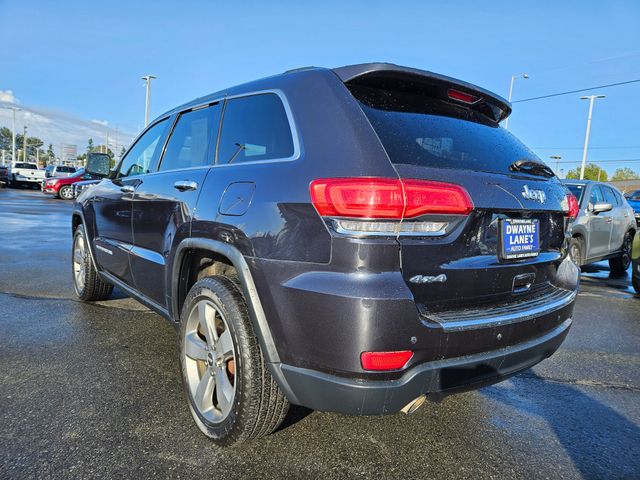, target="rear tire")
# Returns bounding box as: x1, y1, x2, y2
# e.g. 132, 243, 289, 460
609, 231, 633, 274
179, 276, 289, 446
72, 224, 113, 301
569, 236, 585, 267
